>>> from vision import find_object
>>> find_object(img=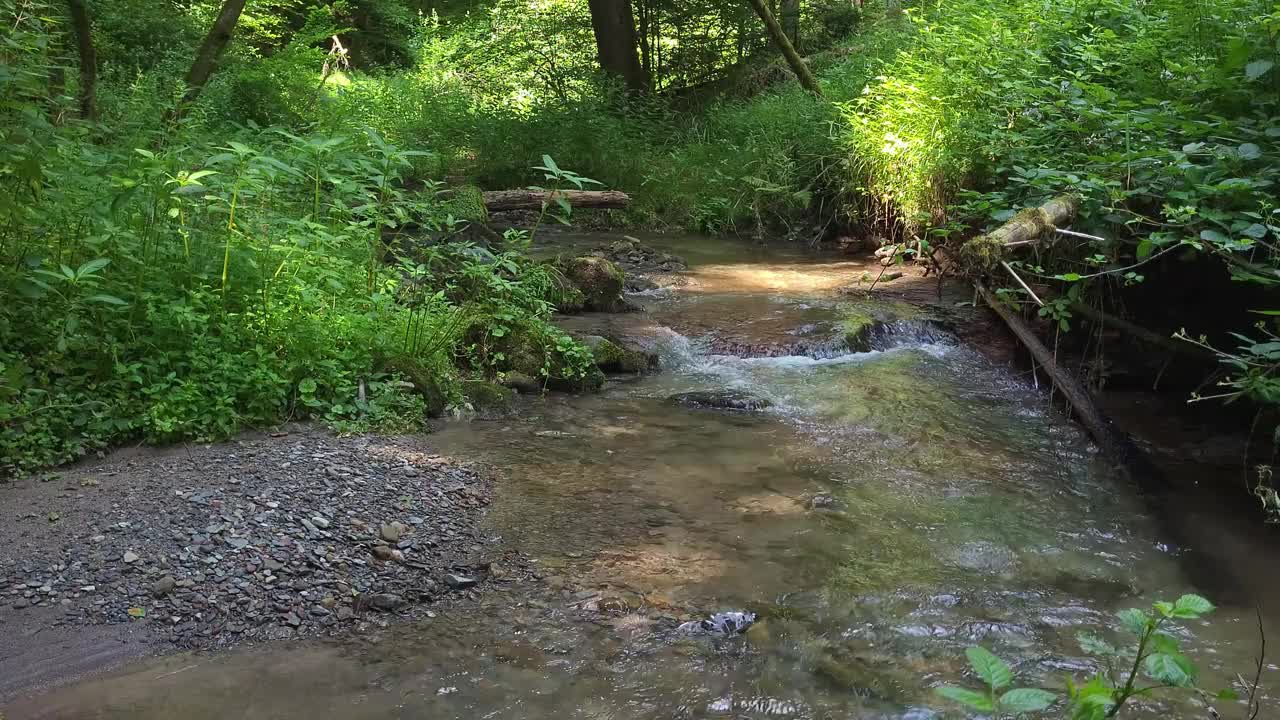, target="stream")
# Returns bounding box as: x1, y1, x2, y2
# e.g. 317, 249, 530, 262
11, 234, 1278, 718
